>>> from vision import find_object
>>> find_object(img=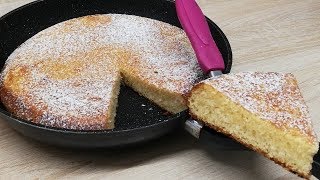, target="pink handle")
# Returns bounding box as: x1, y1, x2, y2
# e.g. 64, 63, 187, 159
175, 0, 225, 73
